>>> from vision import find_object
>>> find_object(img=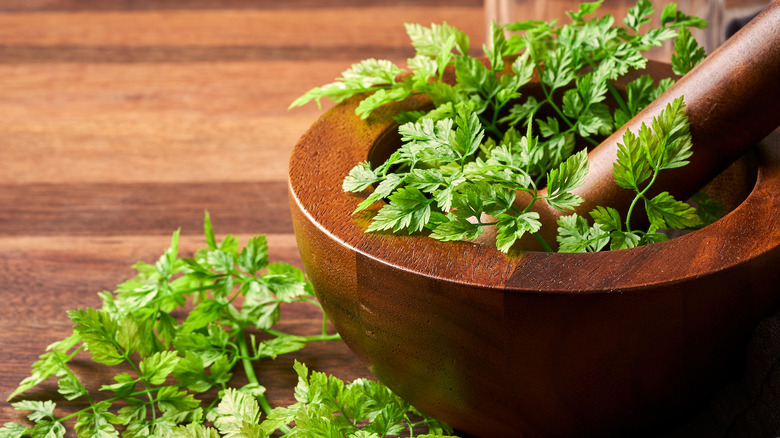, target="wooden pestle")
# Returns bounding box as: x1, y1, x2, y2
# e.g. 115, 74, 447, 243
524, 1, 780, 250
